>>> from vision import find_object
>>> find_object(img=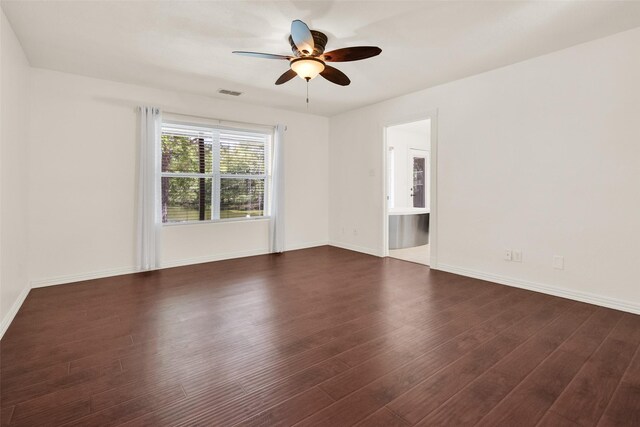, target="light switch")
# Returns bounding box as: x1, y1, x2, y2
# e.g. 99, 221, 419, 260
553, 255, 564, 270
513, 250, 522, 262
